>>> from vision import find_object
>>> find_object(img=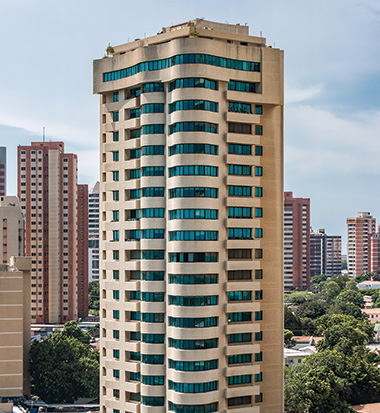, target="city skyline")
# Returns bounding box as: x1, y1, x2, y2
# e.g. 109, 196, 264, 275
1, 0, 380, 252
